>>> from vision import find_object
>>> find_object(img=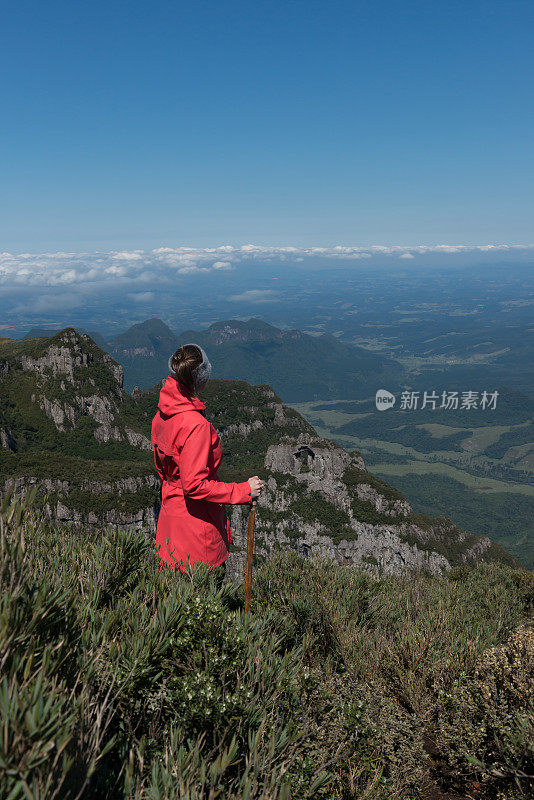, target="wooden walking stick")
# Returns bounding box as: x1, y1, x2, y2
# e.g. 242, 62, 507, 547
244, 499, 256, 613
